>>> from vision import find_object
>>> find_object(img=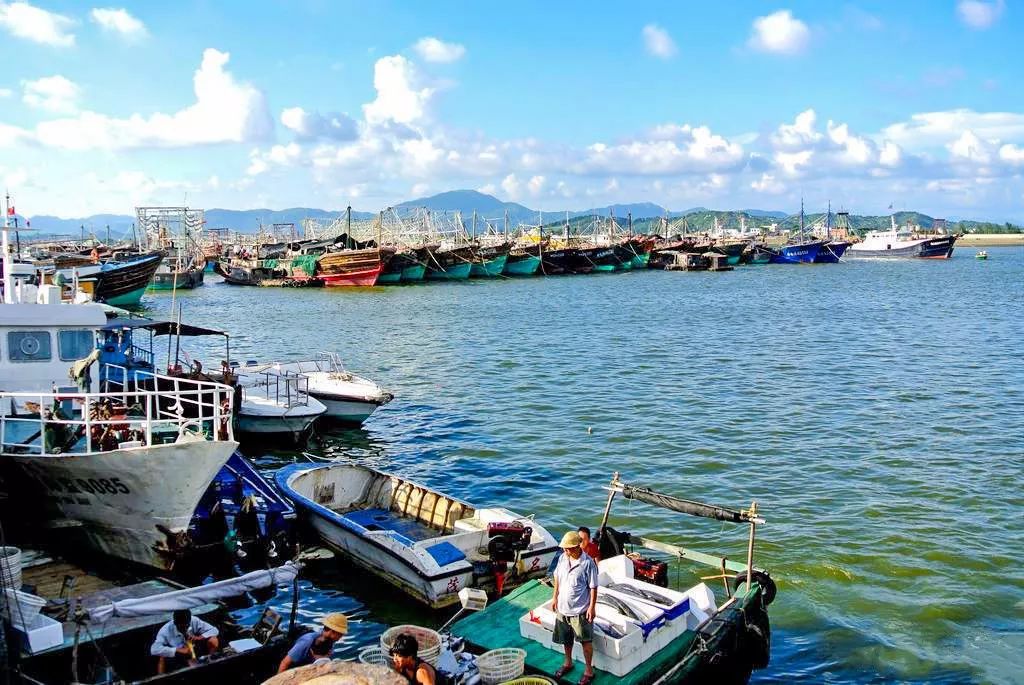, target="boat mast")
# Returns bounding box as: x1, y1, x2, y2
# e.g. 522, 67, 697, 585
2, 191, 13, 302
472, 210, 477, 240
799, 196, 805, 240
503, 209, 508, 241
